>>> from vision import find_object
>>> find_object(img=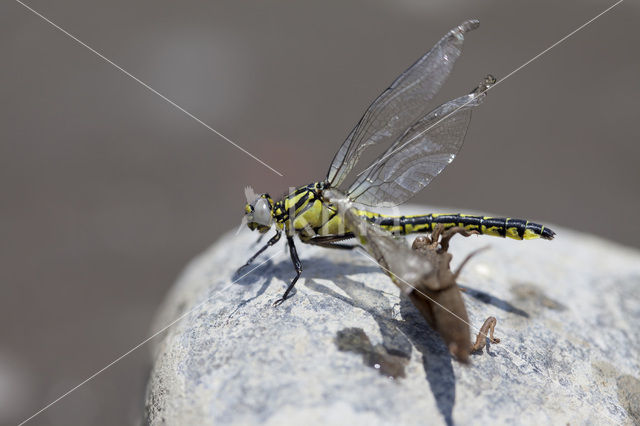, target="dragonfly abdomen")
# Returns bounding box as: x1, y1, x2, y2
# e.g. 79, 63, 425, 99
361, 212, 555, 240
